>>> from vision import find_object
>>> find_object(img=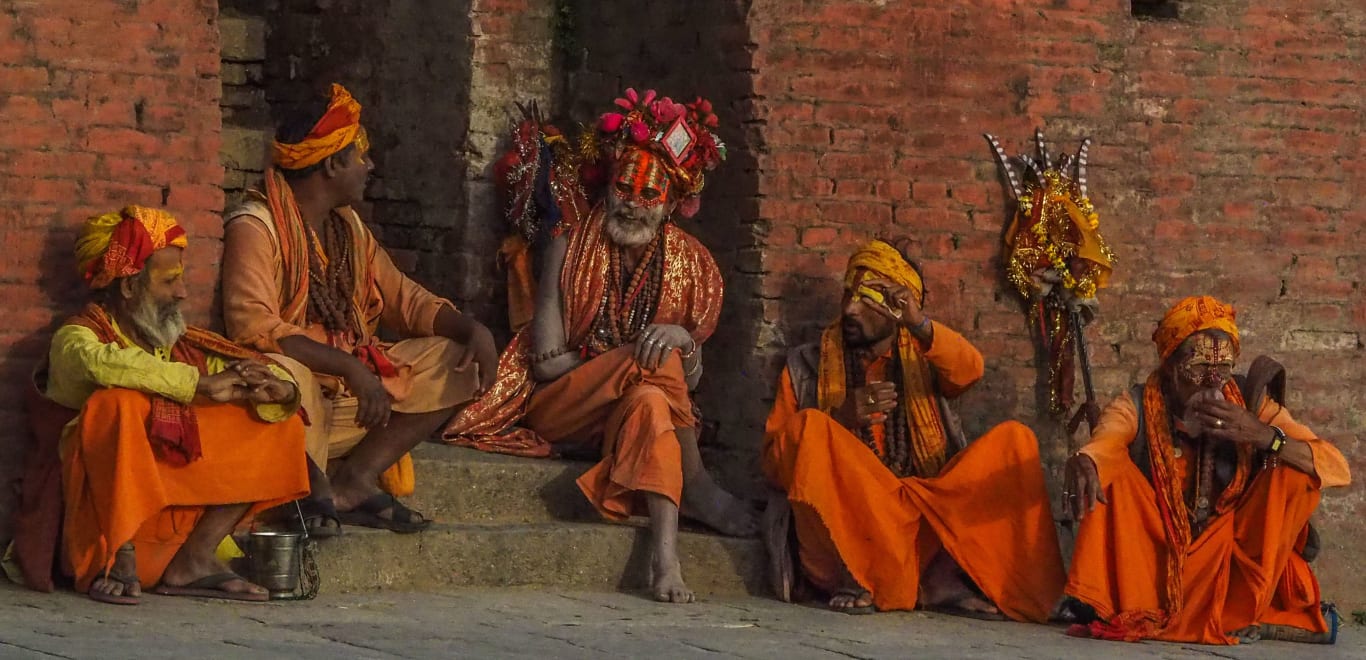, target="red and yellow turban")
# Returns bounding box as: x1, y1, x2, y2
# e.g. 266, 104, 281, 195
271, 83, 369, 170
1152, 295, 1240, 360
76, 206, 187, 290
